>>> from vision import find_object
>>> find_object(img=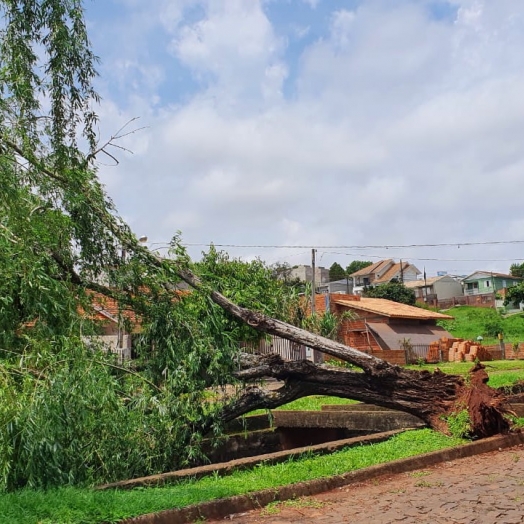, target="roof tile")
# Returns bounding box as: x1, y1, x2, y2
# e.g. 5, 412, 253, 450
333, 297, 453, 320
